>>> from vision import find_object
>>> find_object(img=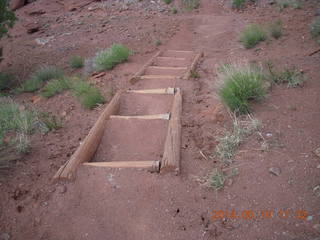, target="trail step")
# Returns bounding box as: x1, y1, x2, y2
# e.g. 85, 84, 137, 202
110, 113, 170, 120
140, 75, 178, 80
126, 88, 175, 94
145, 66, 187, 76
83, 161, 160, 172
156, 56, 186, 61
